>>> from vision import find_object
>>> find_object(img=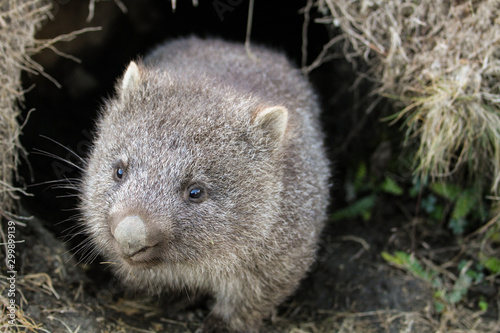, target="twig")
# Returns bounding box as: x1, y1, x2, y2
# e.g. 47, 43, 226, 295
301, 0, 314, 69
245, 0, 256, 61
